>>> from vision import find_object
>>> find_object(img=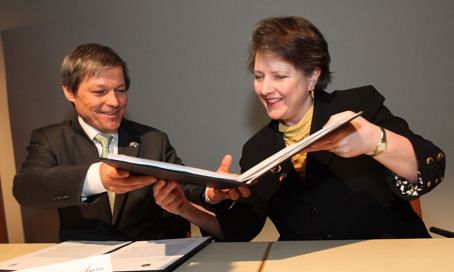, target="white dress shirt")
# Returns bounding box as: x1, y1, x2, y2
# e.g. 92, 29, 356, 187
78, 116, 119, 199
